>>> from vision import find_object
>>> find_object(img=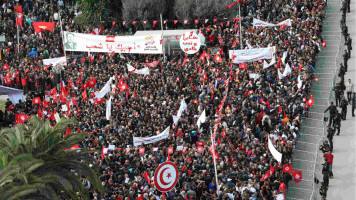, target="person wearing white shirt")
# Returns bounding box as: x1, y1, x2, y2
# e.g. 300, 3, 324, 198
346, 79, 354, 103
